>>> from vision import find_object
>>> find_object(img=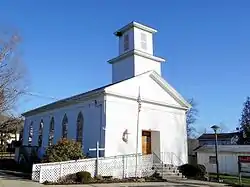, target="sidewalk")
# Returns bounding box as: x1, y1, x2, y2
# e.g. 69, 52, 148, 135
53, 182, 197, 187
52, 180, 227, 187
0, 169, 31, 179
0, 177, 228, 187
166, 179, 227, 187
